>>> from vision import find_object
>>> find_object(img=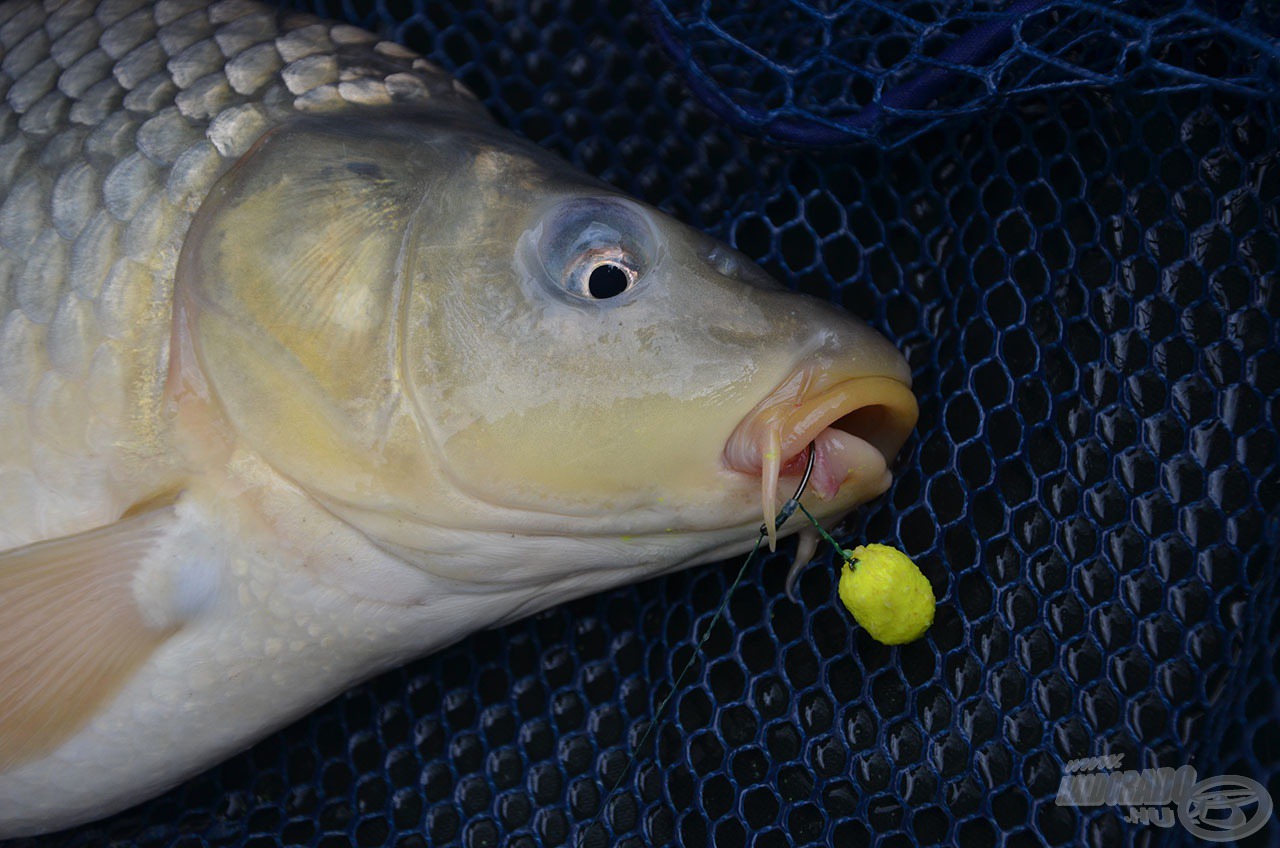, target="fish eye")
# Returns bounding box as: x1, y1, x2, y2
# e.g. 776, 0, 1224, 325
565, 247, 640, 300
534, 198, 655, 303
588, 263, 629, 298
